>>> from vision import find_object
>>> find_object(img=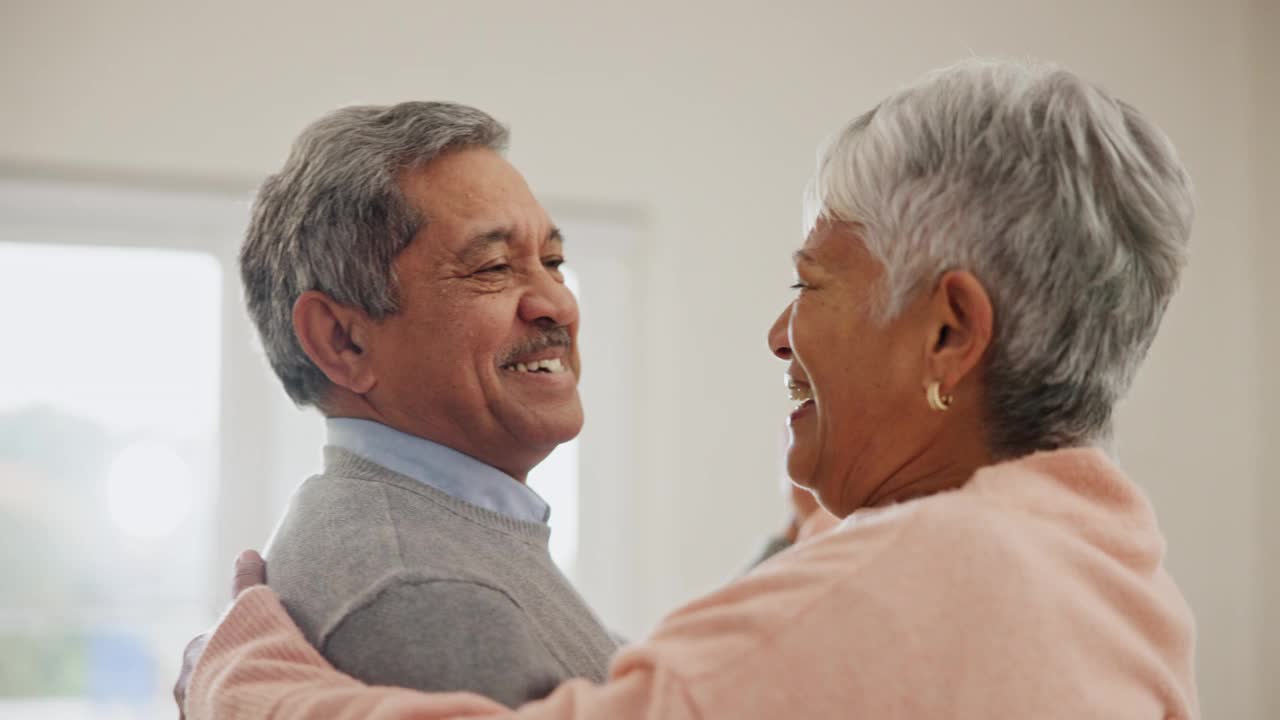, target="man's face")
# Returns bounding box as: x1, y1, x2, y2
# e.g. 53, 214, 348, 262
363, 147, 583, 480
